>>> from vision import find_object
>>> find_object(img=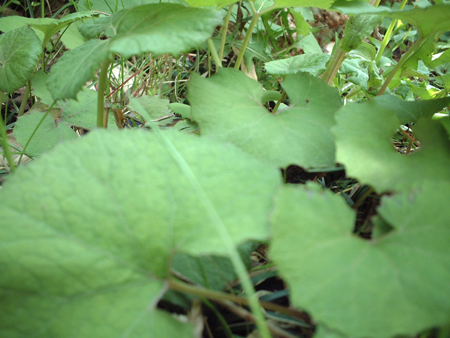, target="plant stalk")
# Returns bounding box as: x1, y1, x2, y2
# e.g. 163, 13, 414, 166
234, 13, 261, 70
0, 91, 16, 173
378, 36, 426, 96
97, 59, 112, 128
219, 4, 234, 61
18, 81, 32, 117
322, 43, 347, 85
207, 38, 222, 71
168, 278, 308, 320
375, 0, 408, 64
